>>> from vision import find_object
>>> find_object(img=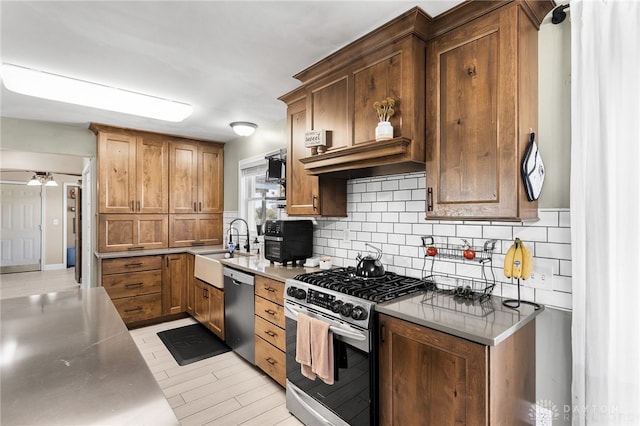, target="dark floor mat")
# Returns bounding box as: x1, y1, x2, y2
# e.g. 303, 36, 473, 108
157, 323, 231, 366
